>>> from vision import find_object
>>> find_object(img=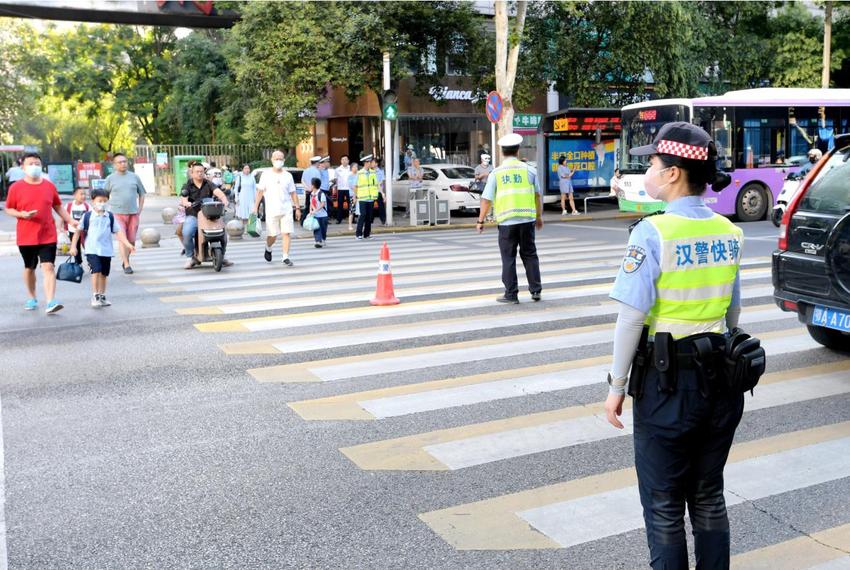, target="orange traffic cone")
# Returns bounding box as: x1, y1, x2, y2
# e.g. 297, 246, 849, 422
371, 242, 400, 306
